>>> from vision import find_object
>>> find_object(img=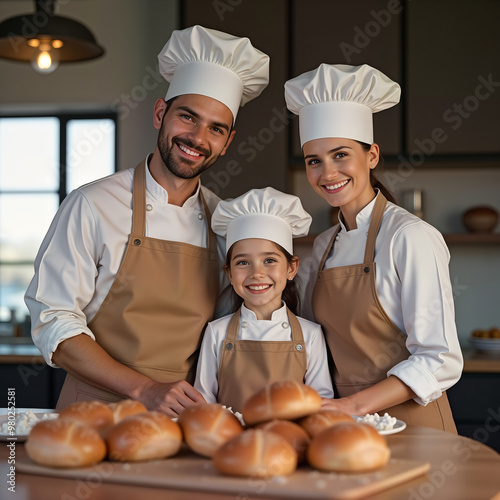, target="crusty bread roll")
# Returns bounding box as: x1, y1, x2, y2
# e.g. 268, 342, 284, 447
298, 410, 354, 438
307, 422, 391, 472
242, 381, 321, 426
178, 403, 244, 457
25, 419, 106, 468
213, 429, 297, 478
109, 399, 147, 424
107, 411, 182, 462
256, 419, 310, 463
58, 400, 114, 434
